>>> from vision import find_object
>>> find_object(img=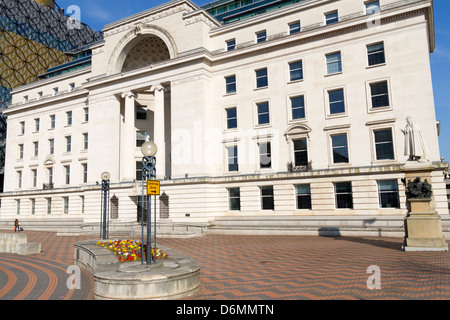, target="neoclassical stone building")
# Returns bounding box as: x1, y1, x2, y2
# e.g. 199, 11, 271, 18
0, 0, 447, 231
